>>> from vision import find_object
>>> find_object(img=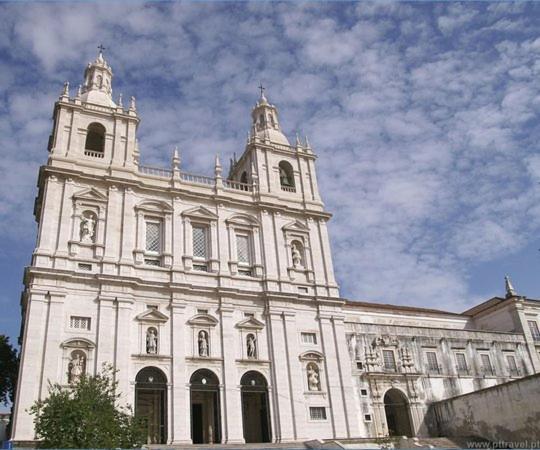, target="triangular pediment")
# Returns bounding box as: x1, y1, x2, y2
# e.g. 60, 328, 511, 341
236, 317, 265, 330
136, 308, 169, 323
73, 187, 107, 203
283, 220, 309, 232
187, 313, 219, 327
182, 206, 218, 220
